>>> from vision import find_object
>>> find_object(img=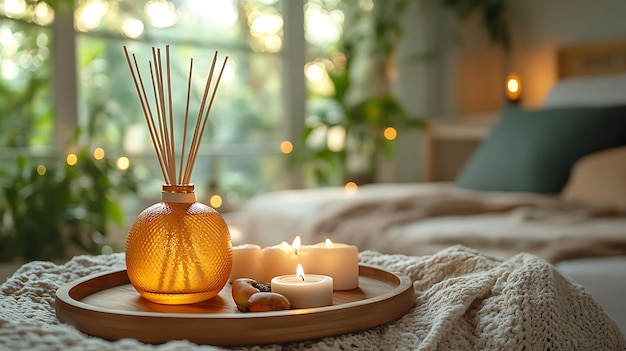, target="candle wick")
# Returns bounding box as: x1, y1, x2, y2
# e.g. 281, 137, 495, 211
294, 248, 298, 256
298, 274, 304, 281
